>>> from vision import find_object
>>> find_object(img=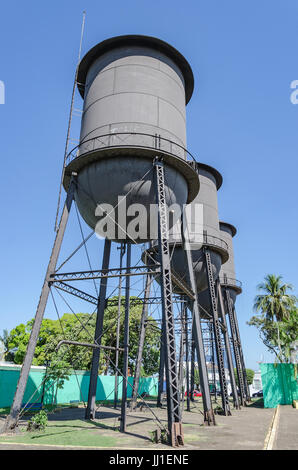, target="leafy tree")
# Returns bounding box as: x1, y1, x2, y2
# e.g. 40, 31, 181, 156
245, 368, 255, 385
248, 307, 298, 363
248, 274, 298, 363
0, 329, 14, 361
42, 360, 71, 406
193, 368, 200, 388
7, 318, 71, 365
6, 297, 160, 376
277, 308, 298, 361
234, 368, 254, 386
